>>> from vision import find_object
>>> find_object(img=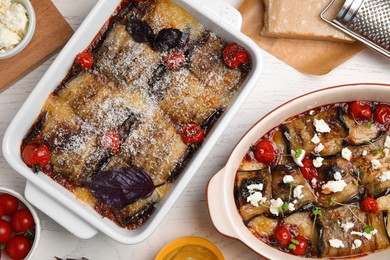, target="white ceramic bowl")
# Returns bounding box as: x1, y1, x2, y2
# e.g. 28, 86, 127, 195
2, 0, 262, 244
0, 0, 36, 60
207, 83, 390, 259
0, 187, 41, 260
